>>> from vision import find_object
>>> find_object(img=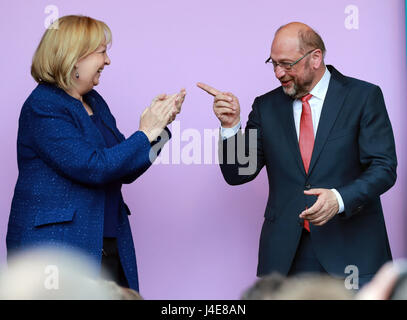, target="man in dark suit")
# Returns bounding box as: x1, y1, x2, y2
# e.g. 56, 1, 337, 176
197, 22, 397, 287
